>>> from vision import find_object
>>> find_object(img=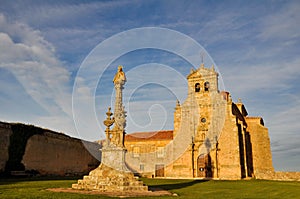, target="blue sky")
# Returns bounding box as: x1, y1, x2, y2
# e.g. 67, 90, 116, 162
0, 0, 299, 171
